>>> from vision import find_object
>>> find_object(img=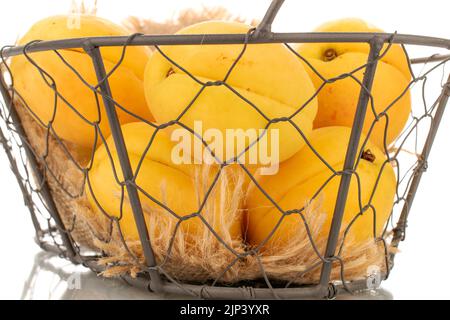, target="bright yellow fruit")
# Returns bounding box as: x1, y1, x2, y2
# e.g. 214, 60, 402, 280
297, 18, 411, 148
145, 21, 318, 165
10, 15, 153, 149
246, 126, 396, 250
87, 122, 243, 242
